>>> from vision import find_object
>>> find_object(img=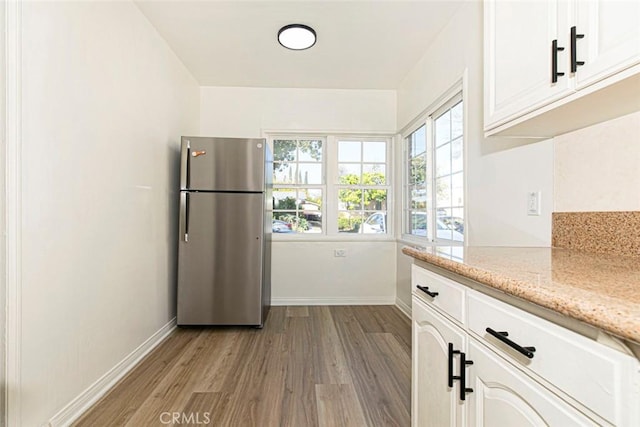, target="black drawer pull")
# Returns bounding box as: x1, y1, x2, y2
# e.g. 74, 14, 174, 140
486, 327, 536, 359
416, 285, 439, 298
